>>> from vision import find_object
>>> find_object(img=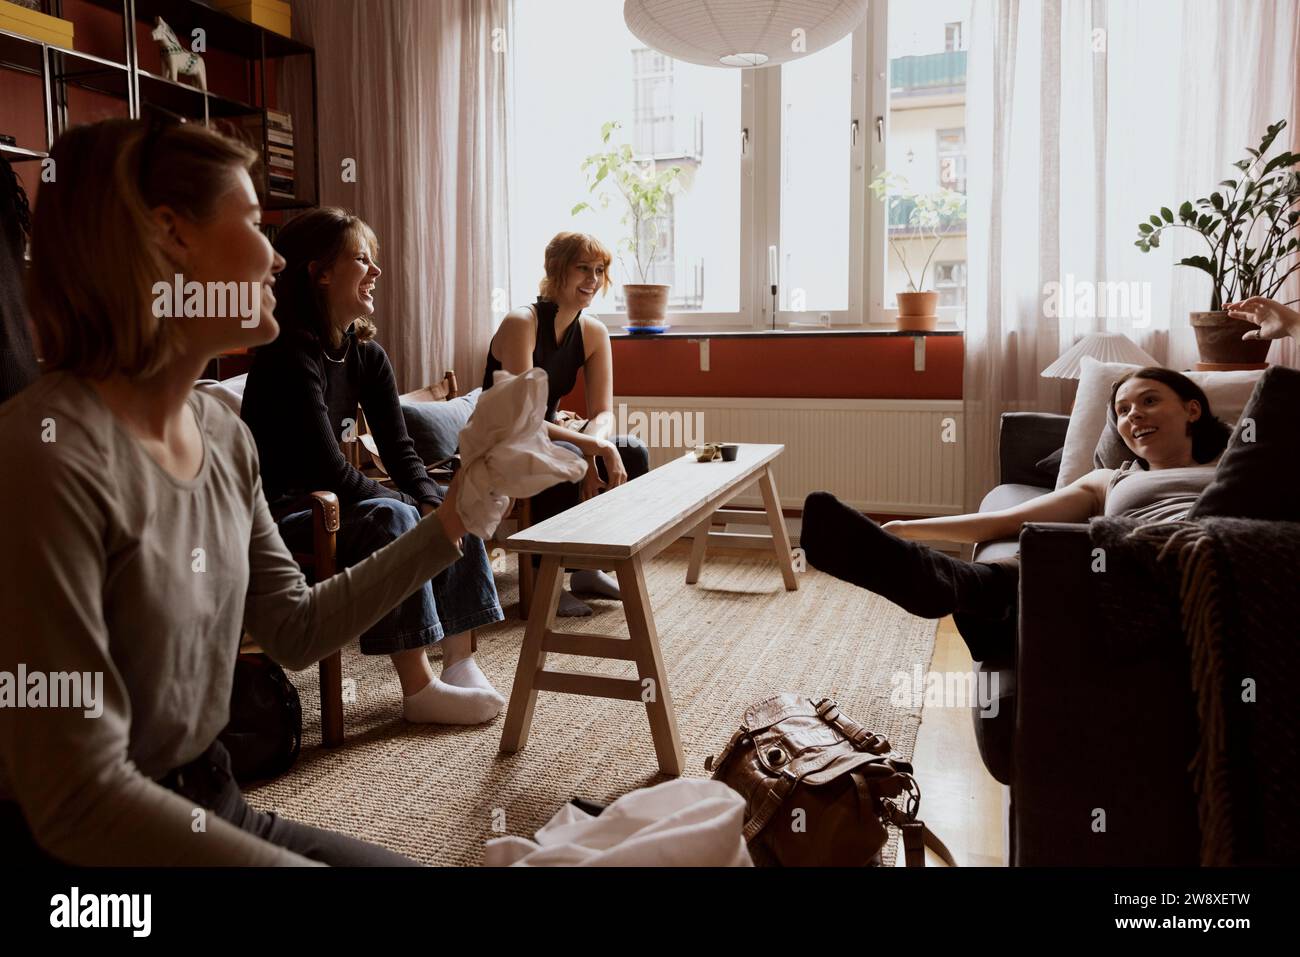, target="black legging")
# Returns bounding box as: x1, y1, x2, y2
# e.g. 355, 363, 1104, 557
526, 435, 651, 572
800, 491, 1020, 661
529, 434, 651, 525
